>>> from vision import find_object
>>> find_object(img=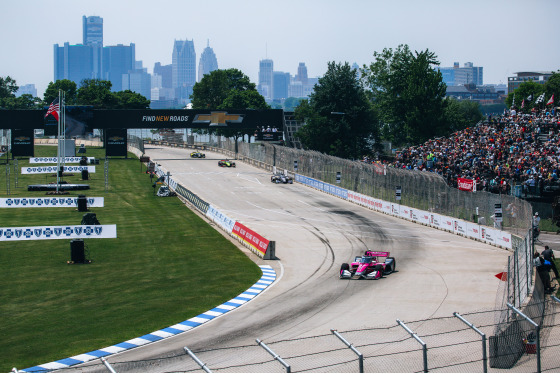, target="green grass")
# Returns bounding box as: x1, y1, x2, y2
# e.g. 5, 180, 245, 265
0, 146, 262, 372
